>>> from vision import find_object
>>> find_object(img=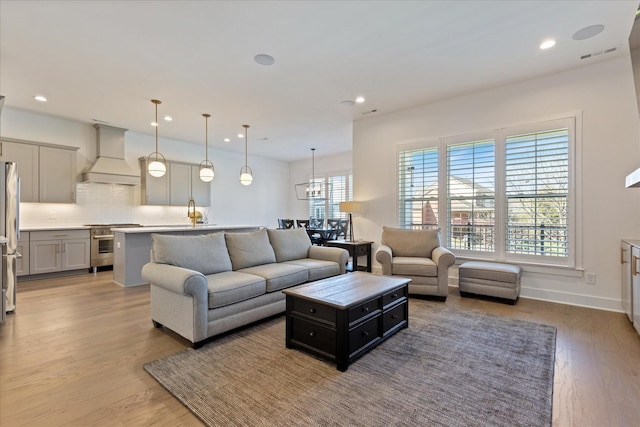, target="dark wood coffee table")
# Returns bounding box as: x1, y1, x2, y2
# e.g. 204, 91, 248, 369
283, 272, 410, 371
